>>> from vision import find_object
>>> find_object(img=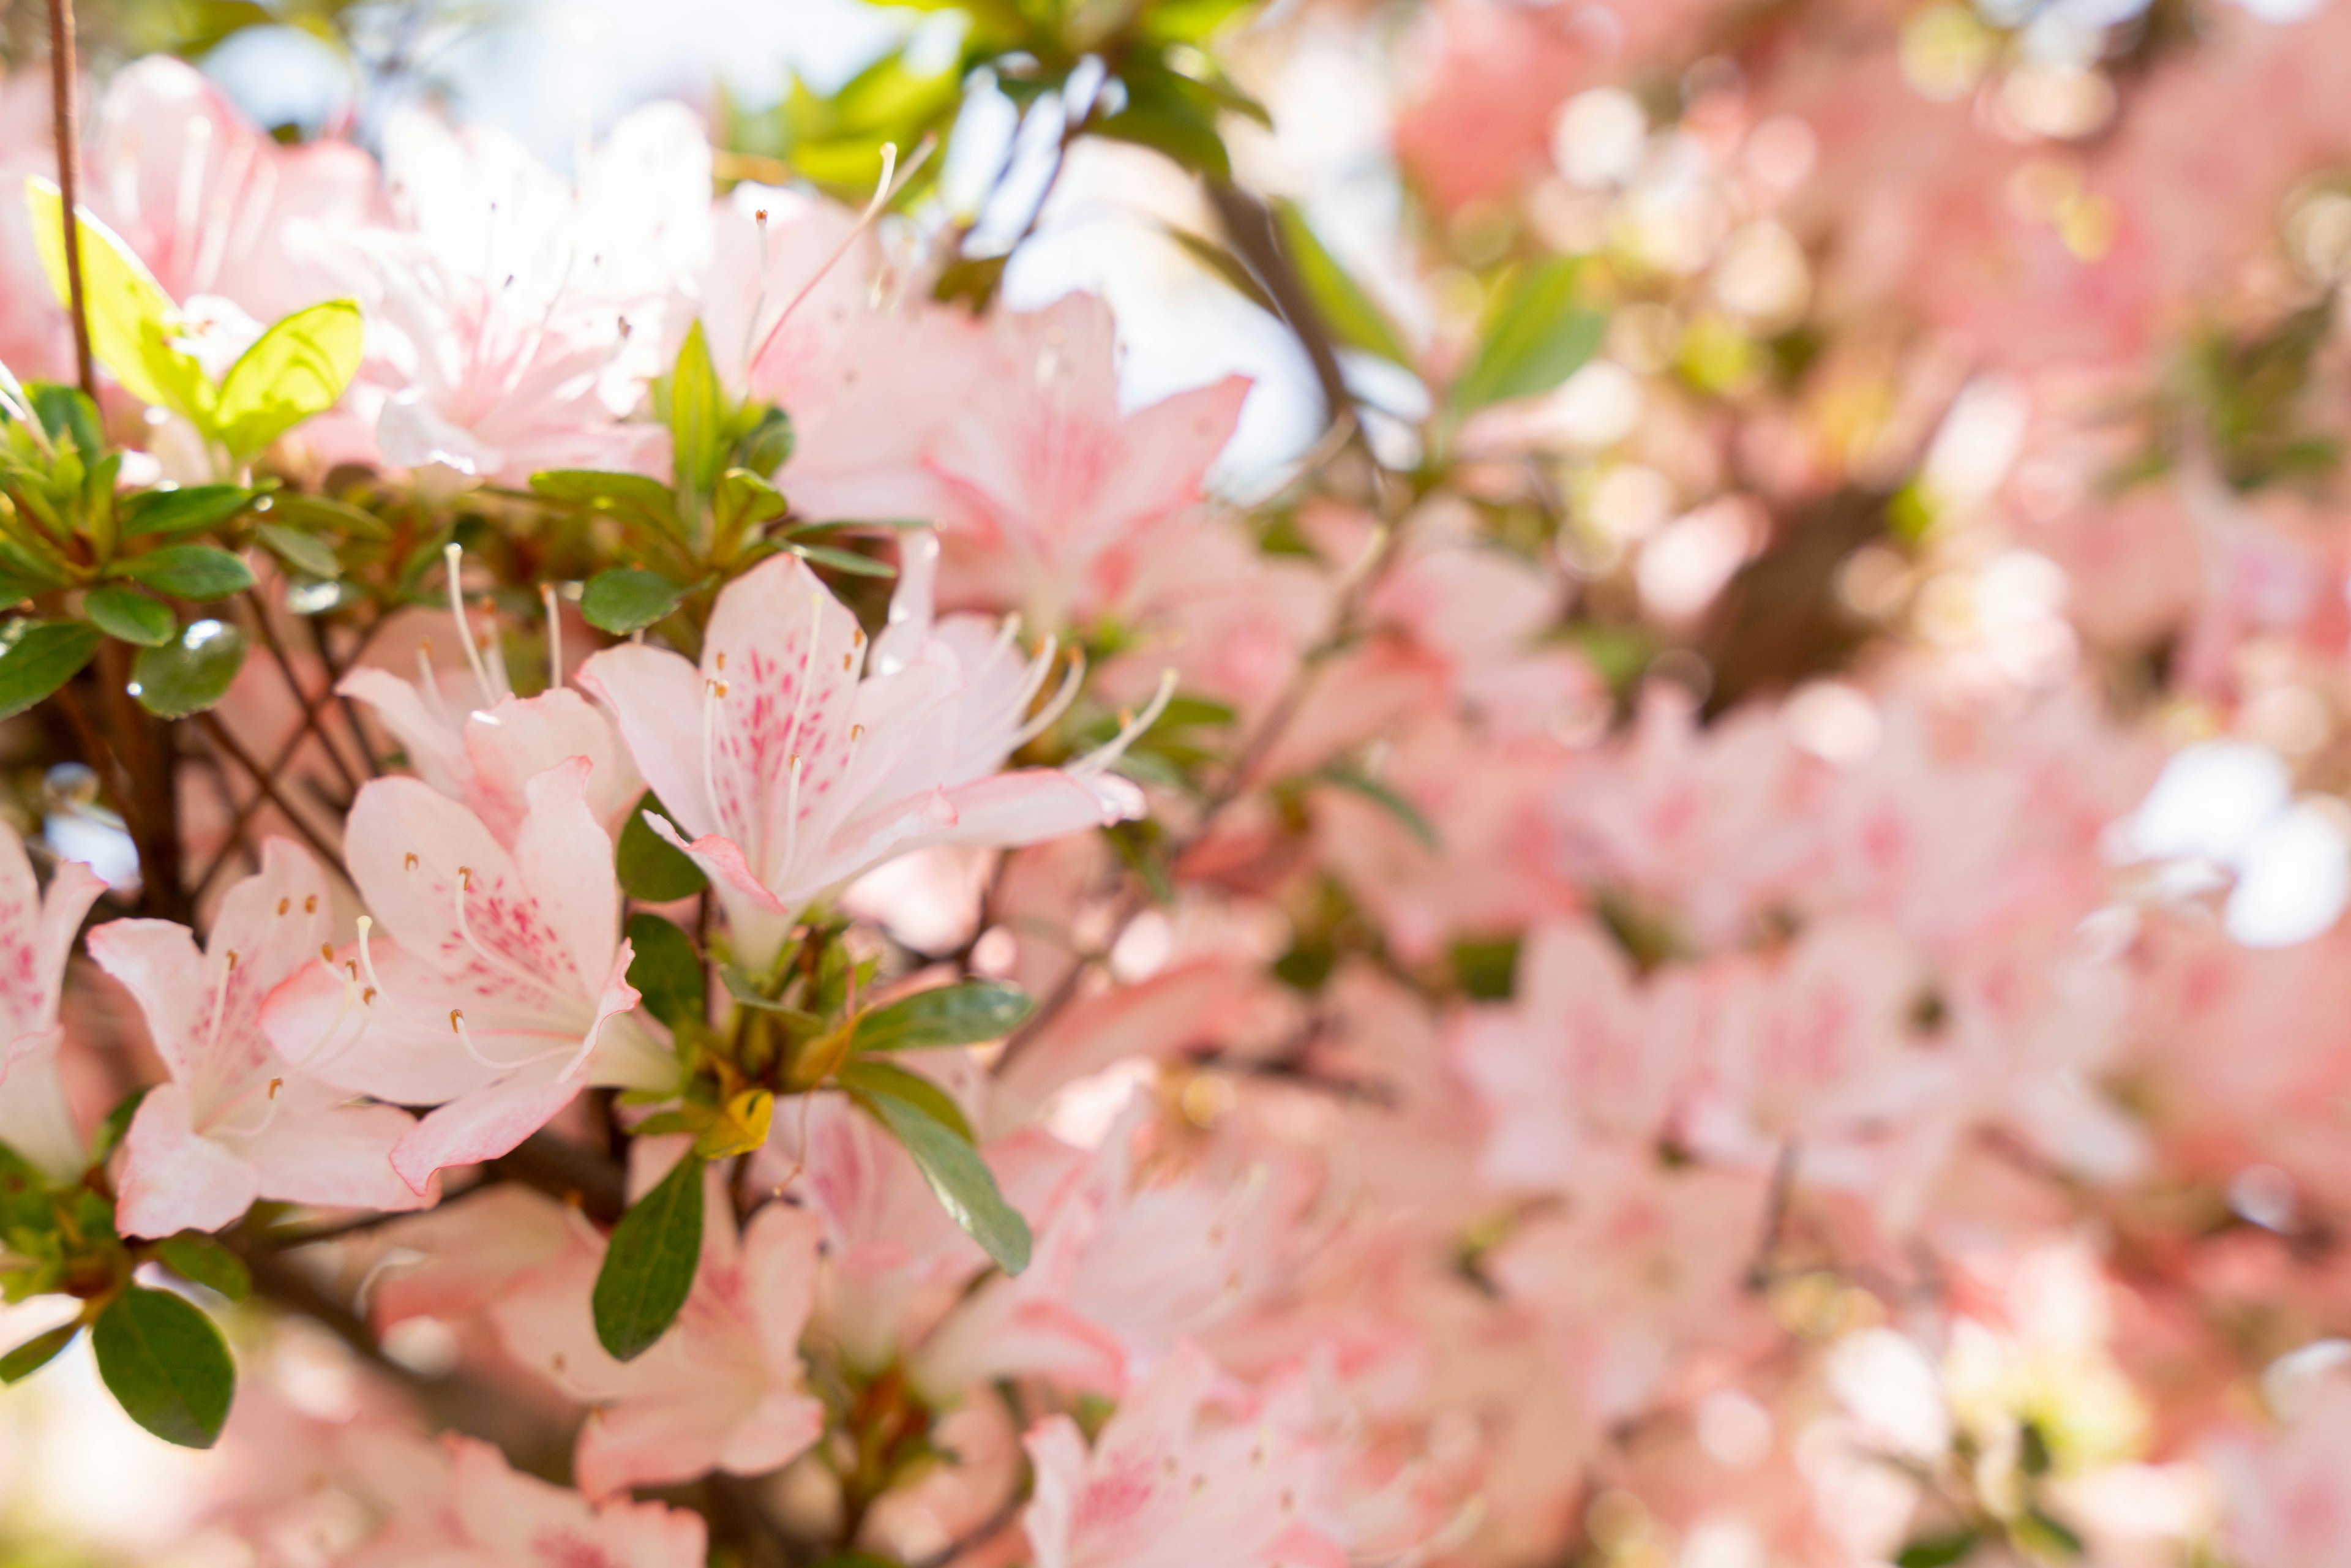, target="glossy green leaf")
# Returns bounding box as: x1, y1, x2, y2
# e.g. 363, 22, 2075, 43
118, 546, 255, 601
0, 1321, 79, 1384
90, 1086, 150, 1165
29, 383, 100, 455
154, 1233, 252, 1302
854, 981, 1033, 1054
1313, 764, 1438, 850
719, 468, 790, 531
129, 618, 247, 718
0, 619, 102, 720
786, 542, 894, 578
582, 568, 689, 635
1096, 66, 1232, 179
591, 1150, 705, 1362
253, 523, 341, 582
529, 469, 681, 528
617, 795, 710, 901
26, 179, 216, 426
1273, 200, 1412, 368
91, 1285, 235, 1449
1895, 1530, 1979, 1568
841, 1059, 976, 1142
119, 486, 255, 539
626, 913, 705, 1030
213, 300, 364, 460
852, 1077, 1029, 1274
83, 584, 174, 647
669, 321, 726, 497
1450, 260, 1605, 417
735, 406, 794, 476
